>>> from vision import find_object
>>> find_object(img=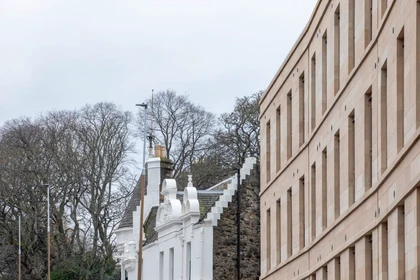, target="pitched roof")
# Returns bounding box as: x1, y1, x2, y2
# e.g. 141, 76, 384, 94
143, 206, 159, 246
118, 177, 142, 229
